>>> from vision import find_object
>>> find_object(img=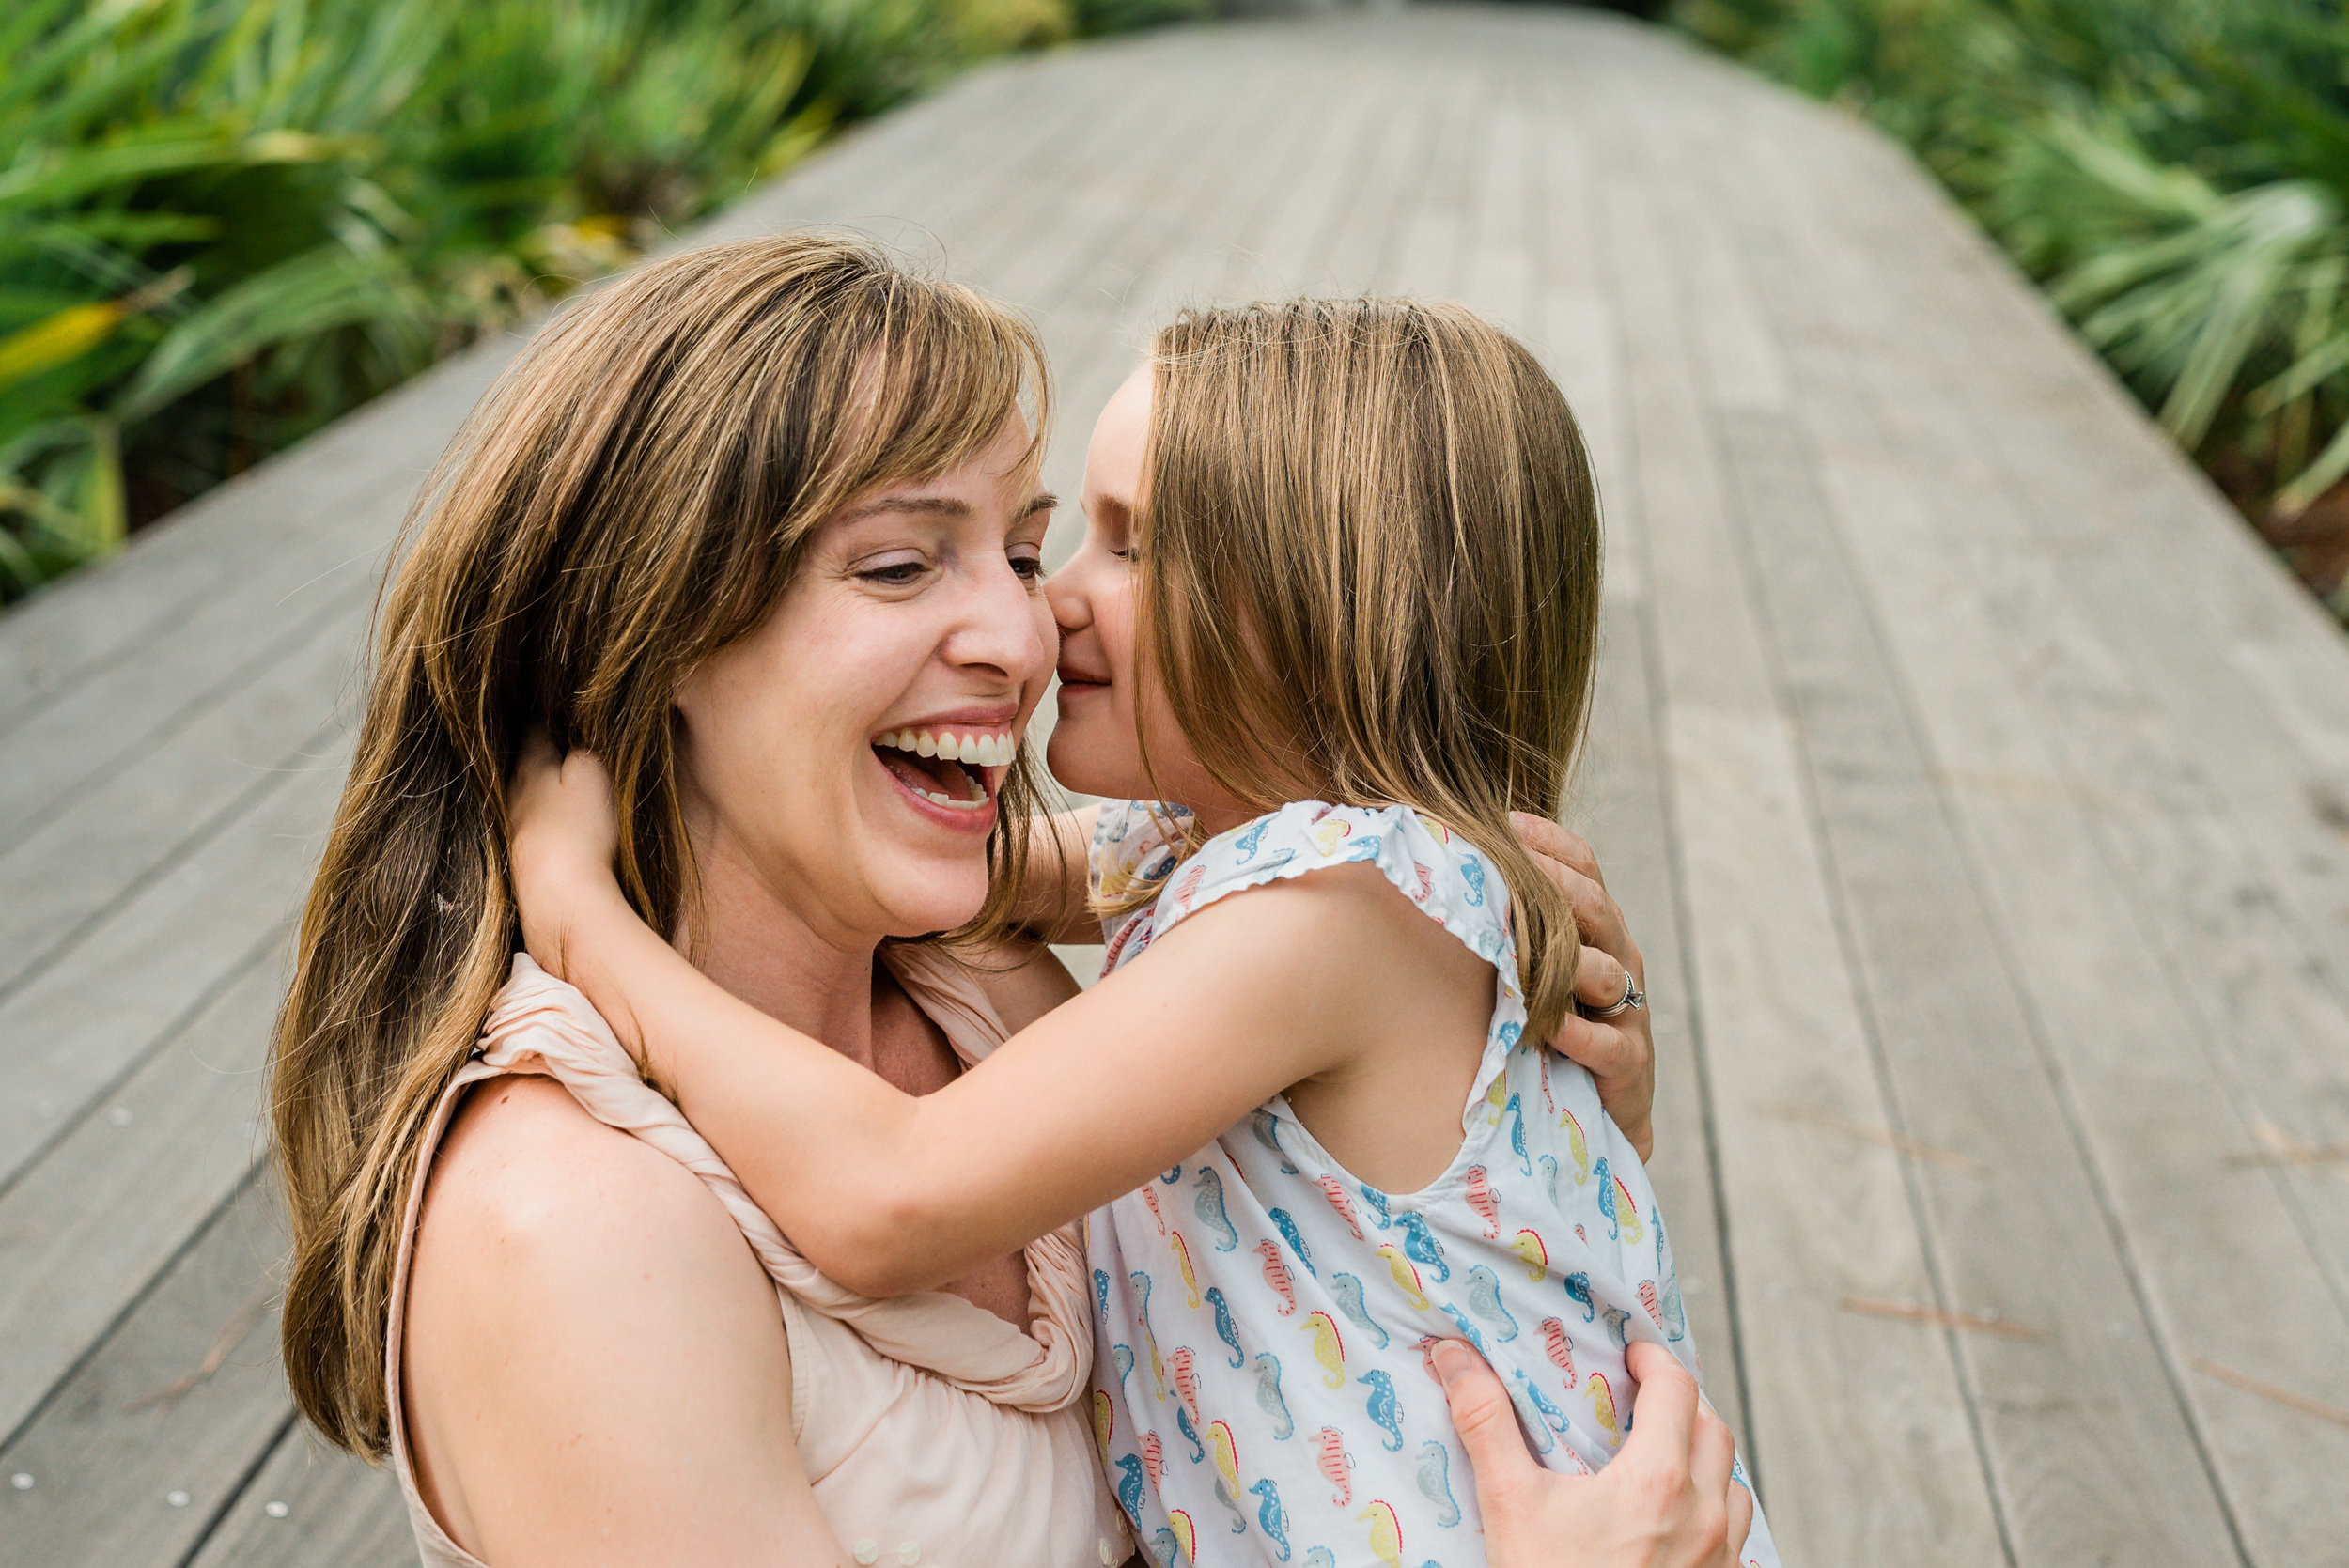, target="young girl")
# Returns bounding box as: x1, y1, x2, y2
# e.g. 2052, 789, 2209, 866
512, 298, 1777, 1568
